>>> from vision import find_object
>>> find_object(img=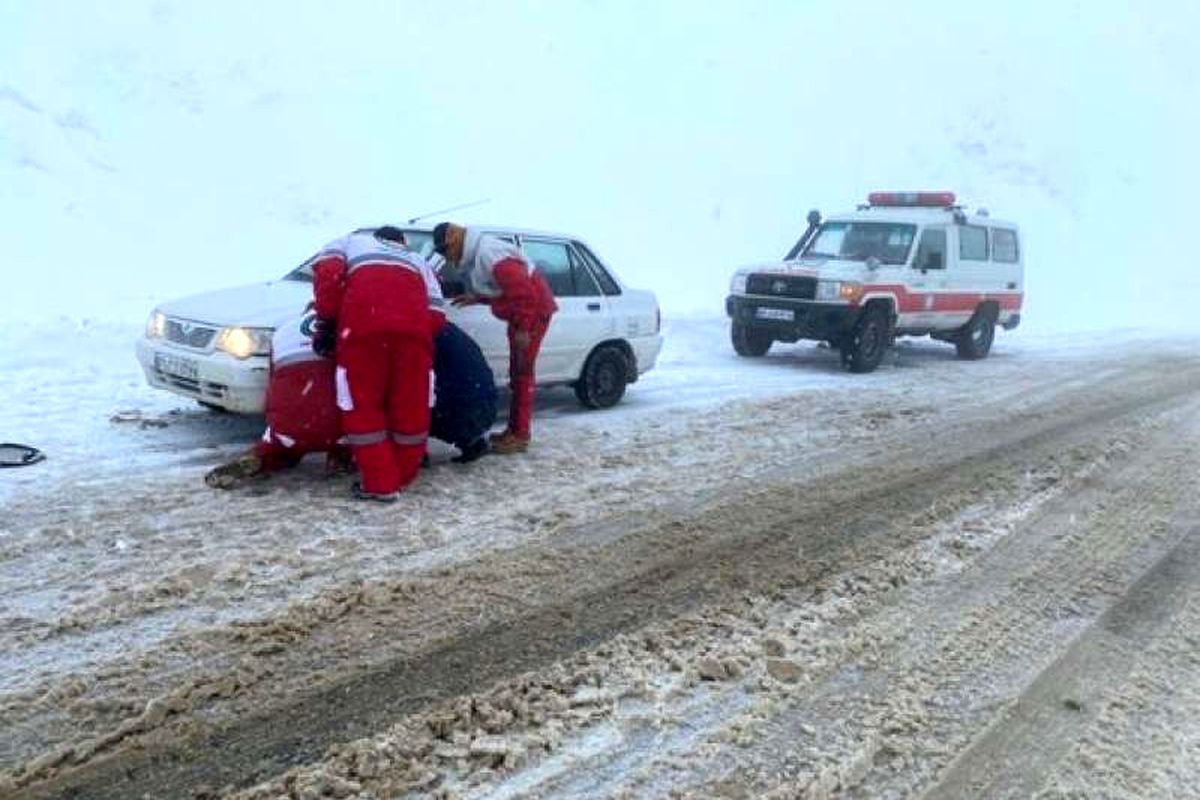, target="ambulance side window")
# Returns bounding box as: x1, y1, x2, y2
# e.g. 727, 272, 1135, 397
960, 225, 989, 261
914, 228, 947, 270
992, 229, 1020, 263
